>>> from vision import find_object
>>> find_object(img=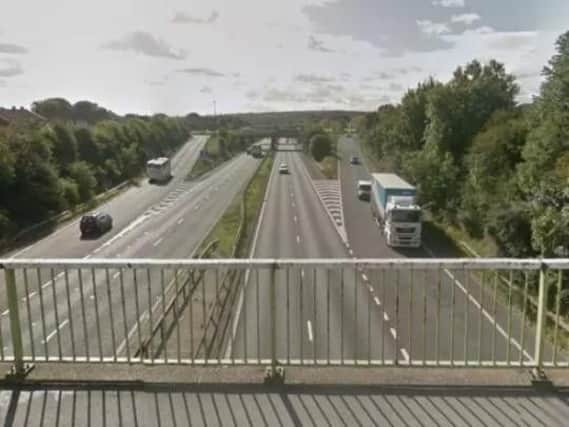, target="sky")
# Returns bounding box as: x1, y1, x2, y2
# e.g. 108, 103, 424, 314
0, 0, 567, 115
